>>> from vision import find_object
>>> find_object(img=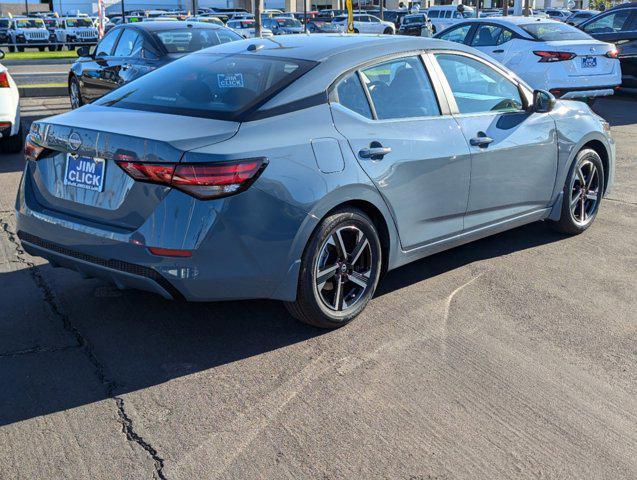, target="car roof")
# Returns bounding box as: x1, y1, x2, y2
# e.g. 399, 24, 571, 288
124, 20, 225, 31
456, 16, 560, 26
